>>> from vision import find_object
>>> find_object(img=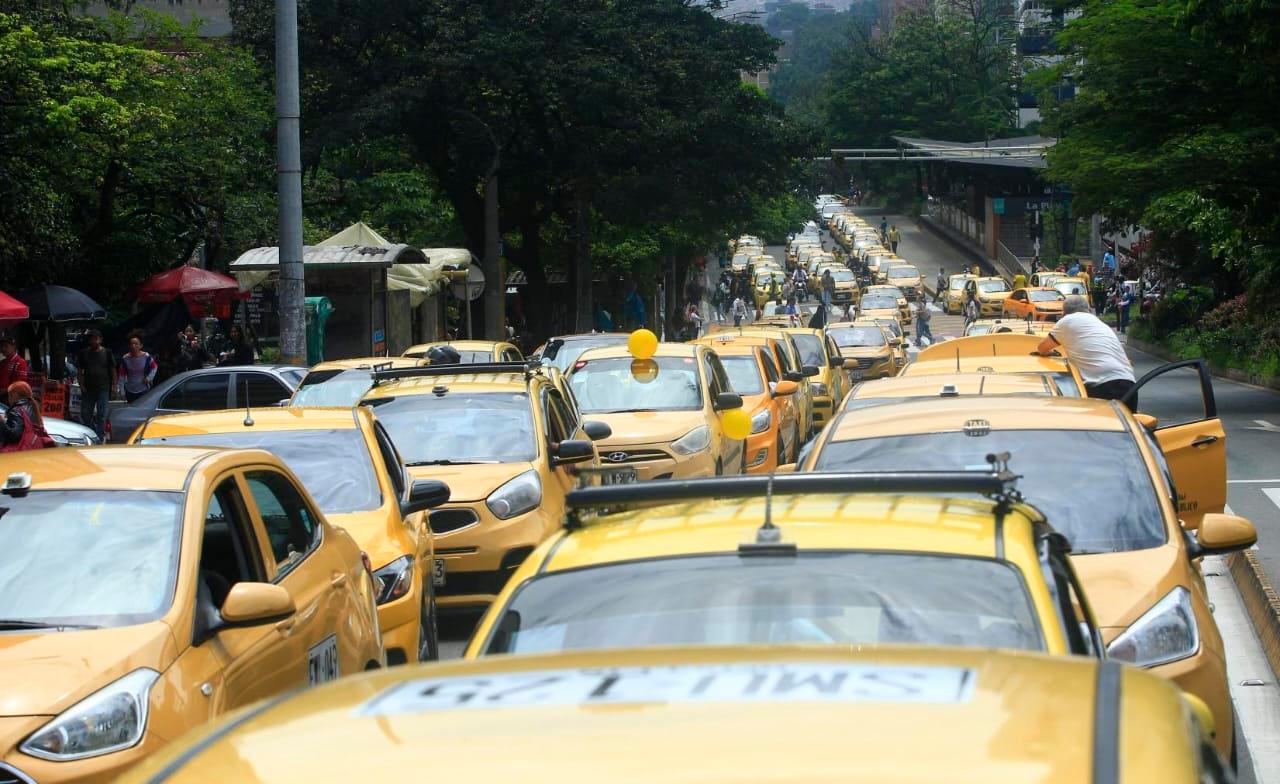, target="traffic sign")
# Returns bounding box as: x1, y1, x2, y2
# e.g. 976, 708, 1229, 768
992, 198, 1005, 215
452, 266, 486, 301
